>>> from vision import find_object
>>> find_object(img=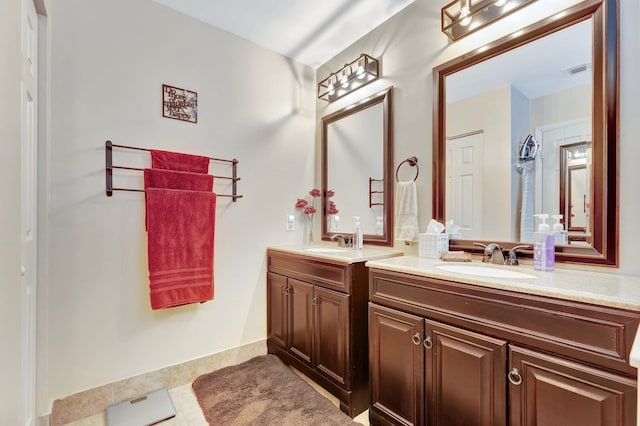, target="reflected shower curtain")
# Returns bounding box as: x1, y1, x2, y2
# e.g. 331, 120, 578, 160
518, 161, 535, 243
